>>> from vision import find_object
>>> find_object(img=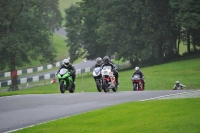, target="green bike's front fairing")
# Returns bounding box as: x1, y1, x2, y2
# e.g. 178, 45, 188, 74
57, 68, 73, 85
